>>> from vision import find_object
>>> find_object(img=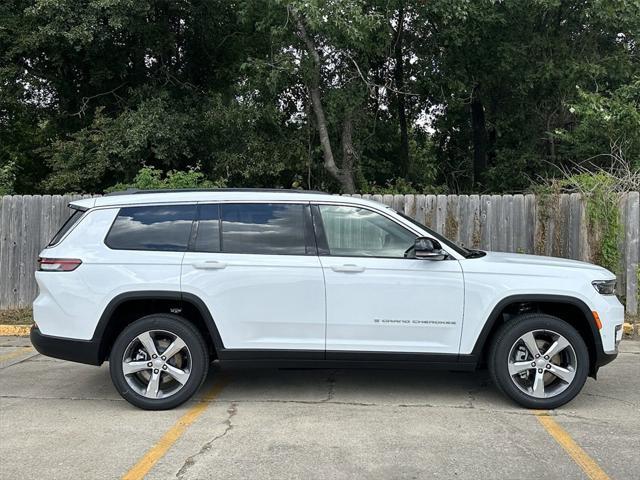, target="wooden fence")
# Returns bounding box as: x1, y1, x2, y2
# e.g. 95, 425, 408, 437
1, 193, 638, 314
